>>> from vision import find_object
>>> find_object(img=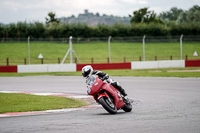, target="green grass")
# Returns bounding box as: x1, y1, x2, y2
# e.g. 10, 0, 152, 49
103, 68, 200, 77
0, 93, 87, 113
0, 42, 199, 65
0, 67, 200, 77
